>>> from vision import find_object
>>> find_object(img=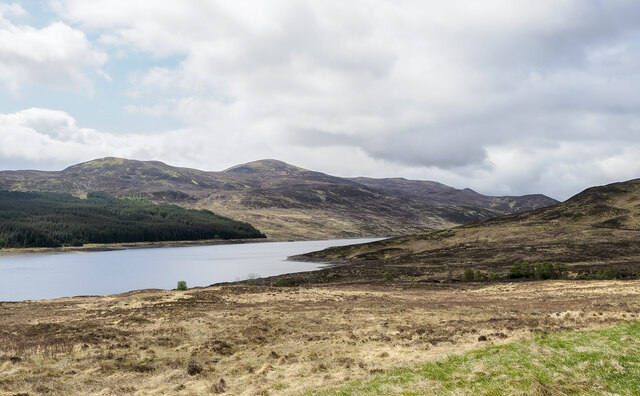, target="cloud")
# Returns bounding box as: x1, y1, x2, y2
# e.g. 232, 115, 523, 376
1, 1, 639, 200
0, 108, 287, 172
0, 2, 25, 17
0, 108, 127, 162
3, 106, 639, 201
0, 5, 106, 93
